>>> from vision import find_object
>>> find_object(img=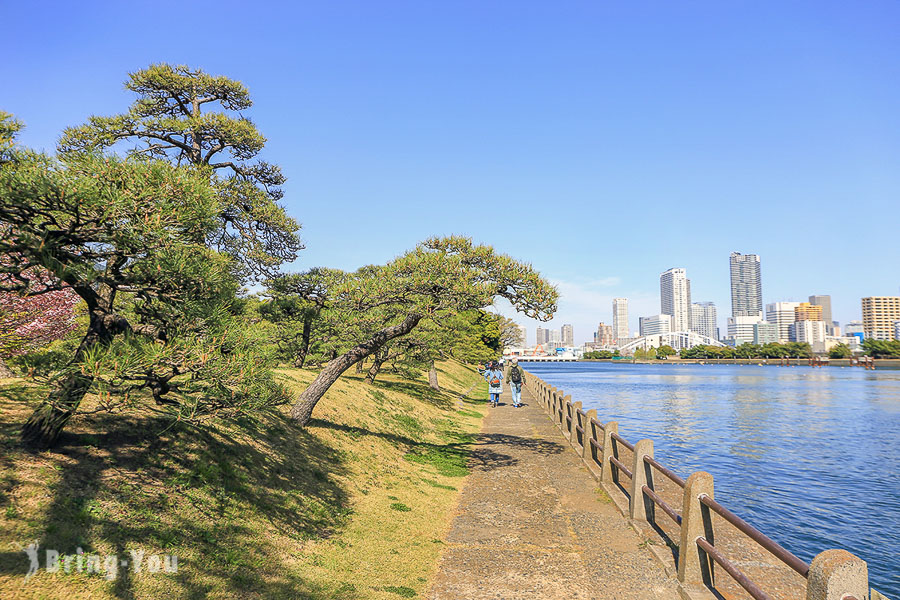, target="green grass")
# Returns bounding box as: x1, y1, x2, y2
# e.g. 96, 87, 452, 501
0, 360, 485, 599
403, 444, 470, 477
